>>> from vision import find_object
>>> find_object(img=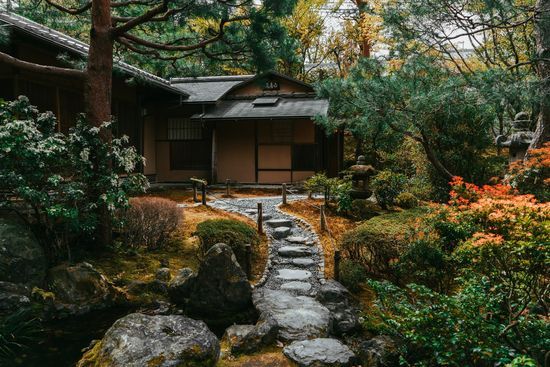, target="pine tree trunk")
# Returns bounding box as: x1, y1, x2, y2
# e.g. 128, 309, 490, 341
86, 0, 113, 248
531, 0, 550, 150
